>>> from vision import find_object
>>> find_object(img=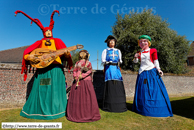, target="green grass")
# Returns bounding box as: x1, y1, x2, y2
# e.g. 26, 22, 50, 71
1, 96, 194, 130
